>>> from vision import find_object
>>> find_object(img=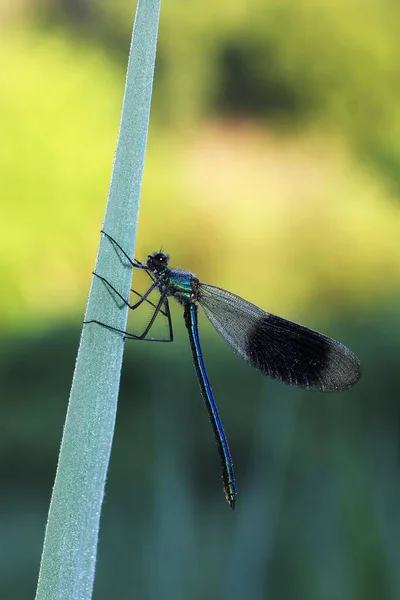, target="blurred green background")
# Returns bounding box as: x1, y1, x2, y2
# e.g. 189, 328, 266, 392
1, 1, 400, 598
